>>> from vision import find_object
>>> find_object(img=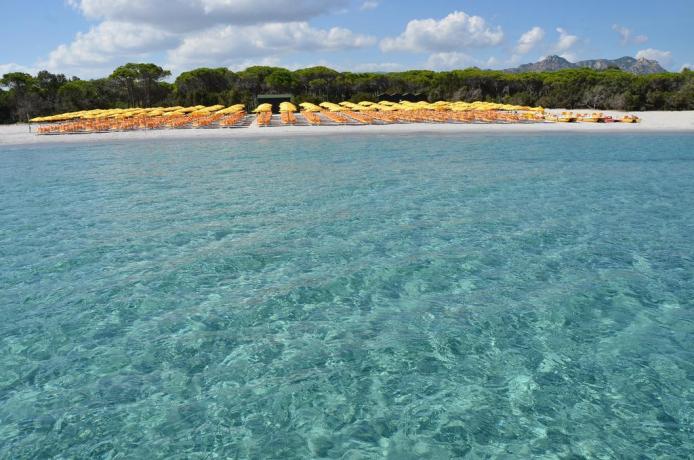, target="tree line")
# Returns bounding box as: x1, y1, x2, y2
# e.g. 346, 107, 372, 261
1, 62, 693, 123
